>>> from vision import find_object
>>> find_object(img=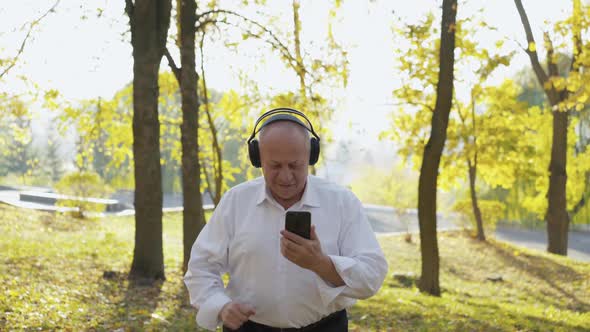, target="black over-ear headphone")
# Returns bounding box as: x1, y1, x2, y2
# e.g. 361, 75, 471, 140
247, 108, 321, 168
